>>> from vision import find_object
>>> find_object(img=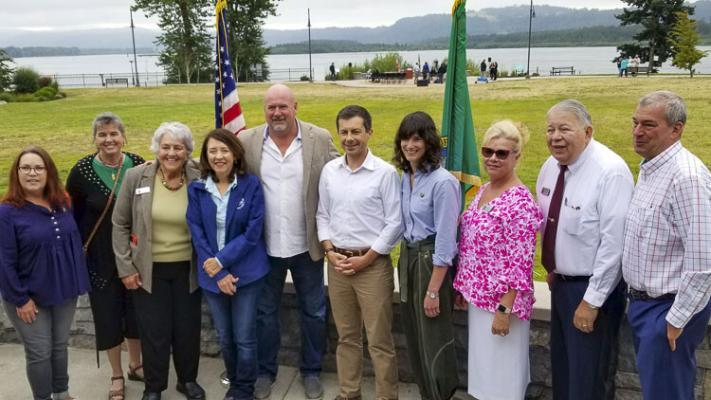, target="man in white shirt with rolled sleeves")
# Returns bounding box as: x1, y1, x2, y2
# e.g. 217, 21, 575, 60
537, 99, 634, 400
317, 104, 402, 400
